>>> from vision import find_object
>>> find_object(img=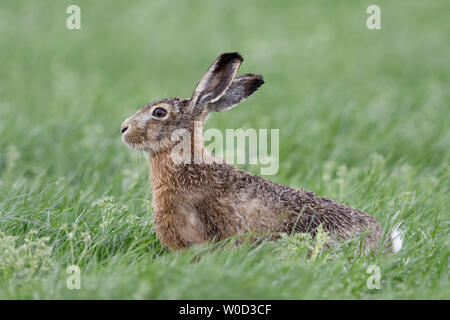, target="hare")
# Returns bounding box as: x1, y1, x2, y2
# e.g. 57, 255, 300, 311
121, 52, 403, 253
